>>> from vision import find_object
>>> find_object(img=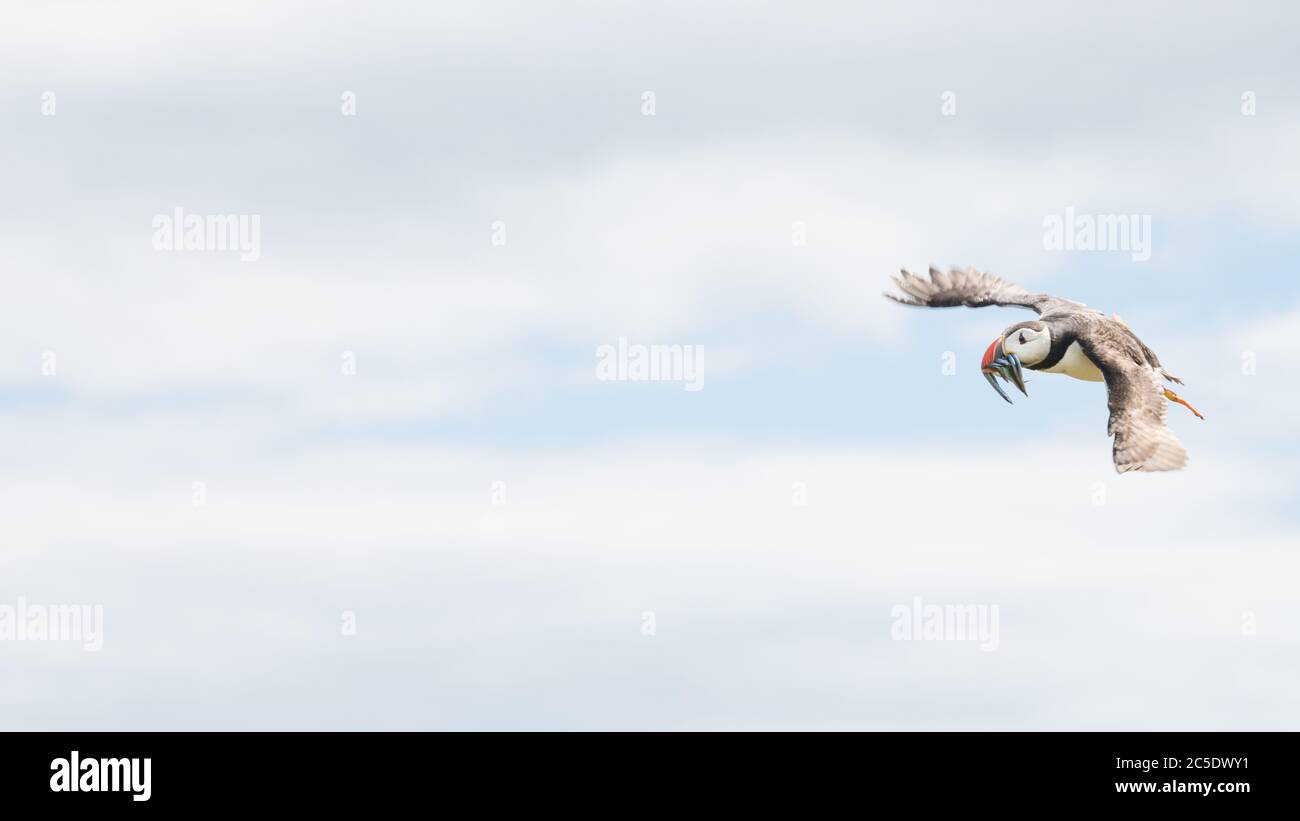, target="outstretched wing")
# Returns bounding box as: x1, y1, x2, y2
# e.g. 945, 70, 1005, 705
884, 266, 1090, 316
1076, 322, 1188, 473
